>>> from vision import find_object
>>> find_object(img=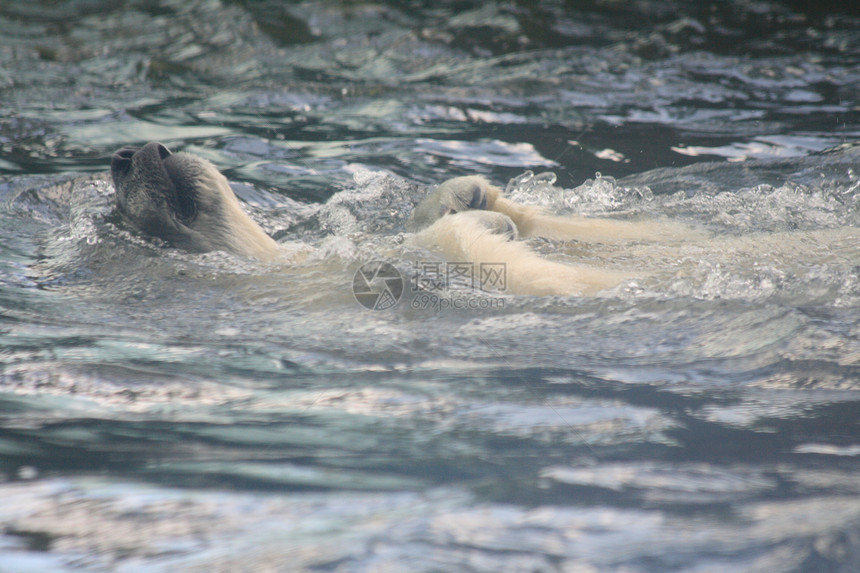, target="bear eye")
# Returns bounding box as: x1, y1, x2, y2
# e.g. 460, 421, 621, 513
162, 156, 199, 223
